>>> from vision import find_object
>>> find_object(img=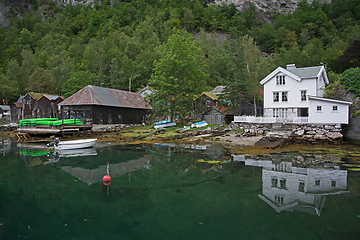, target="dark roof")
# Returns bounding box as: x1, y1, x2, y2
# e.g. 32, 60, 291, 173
59, 85, 152, 109
202, 106, 225, 115
16, 95, 24, 103
0, 105, 10, 111
210, 86, 226, 94
288, 66, 322, 78
39, 94, 63, 101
